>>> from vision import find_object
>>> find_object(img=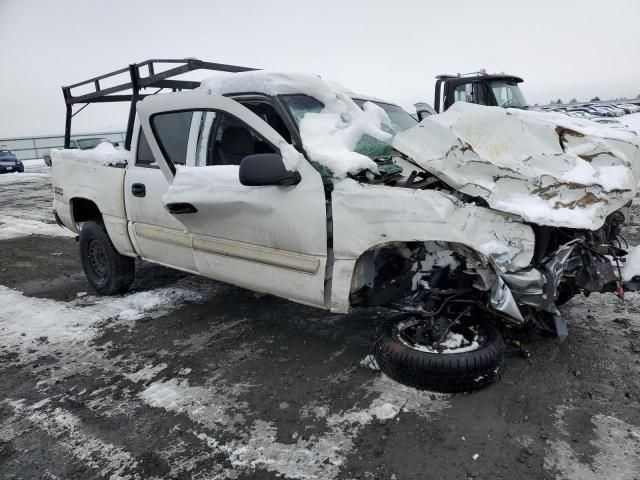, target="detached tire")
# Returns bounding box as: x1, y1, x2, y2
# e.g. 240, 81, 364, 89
374, 317, 505, 393
79, 221, 135, 295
